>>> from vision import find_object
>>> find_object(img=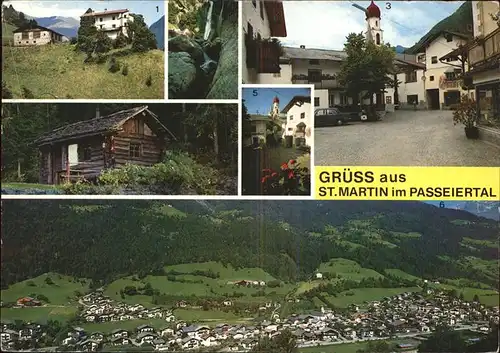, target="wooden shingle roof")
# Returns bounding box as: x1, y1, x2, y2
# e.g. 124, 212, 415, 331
35, 106, 175, 146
